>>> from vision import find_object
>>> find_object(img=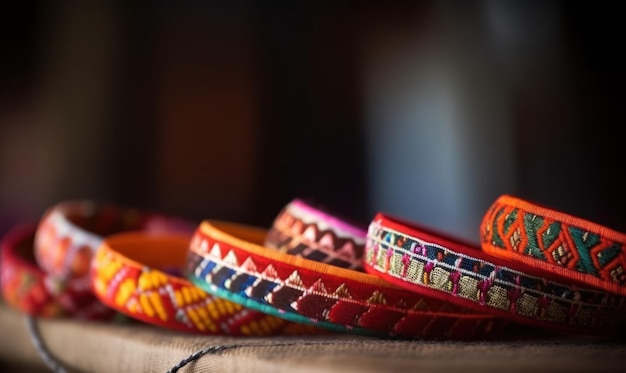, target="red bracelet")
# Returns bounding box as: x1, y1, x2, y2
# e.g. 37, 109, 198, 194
186, 220, 509, 340
34, 200, 196, 288
92, 231, 320, 335
481, 194, 626, 296
1, 222, 114, 319
265, 199, 367, 270
364, 213, 626, 336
